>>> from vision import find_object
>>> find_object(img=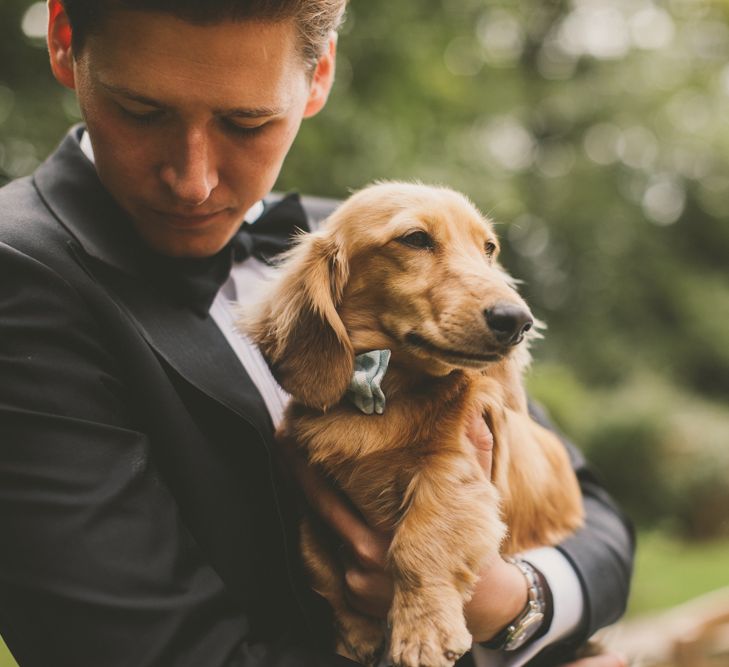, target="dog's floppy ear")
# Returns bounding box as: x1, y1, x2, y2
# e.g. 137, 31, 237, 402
243, 231, 353, 411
